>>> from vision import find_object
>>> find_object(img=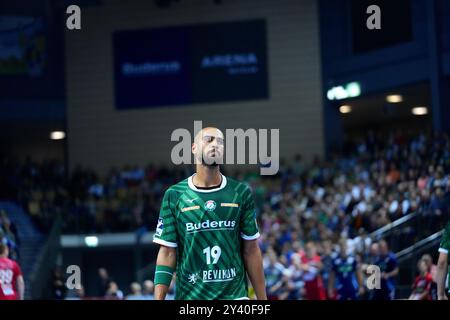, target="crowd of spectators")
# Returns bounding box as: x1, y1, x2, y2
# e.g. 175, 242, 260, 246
255, 131, 449, 299
1, 131, 448, 238
60, 267, 174, 300
0, 210, 19, 261
0, 130, 449, 299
